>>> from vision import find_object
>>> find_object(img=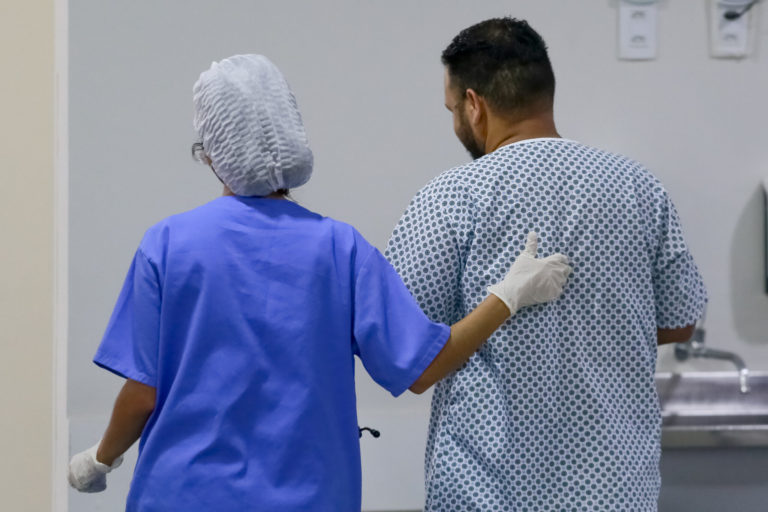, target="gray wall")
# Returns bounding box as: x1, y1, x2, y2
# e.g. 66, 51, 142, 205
68, 1, 768, 510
